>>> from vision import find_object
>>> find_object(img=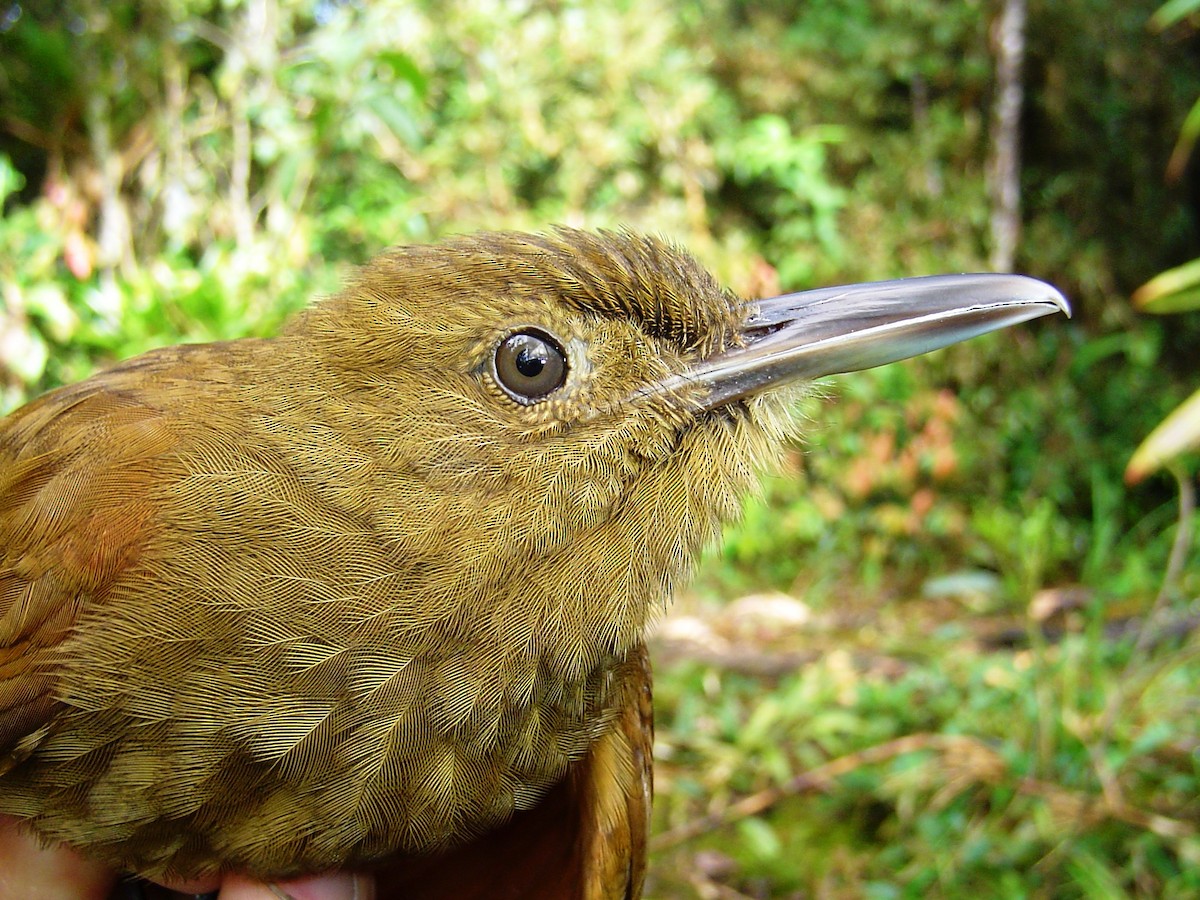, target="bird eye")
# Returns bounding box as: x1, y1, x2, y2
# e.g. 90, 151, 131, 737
492, 328, 569, 404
